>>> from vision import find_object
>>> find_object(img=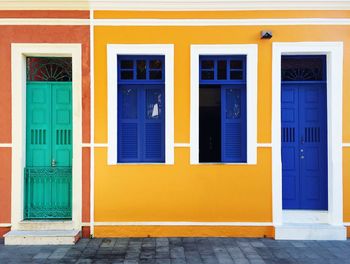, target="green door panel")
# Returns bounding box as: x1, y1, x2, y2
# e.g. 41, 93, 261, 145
25, 82, 72, 219
52, 83, 72, 167
26, 82, 52, 167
